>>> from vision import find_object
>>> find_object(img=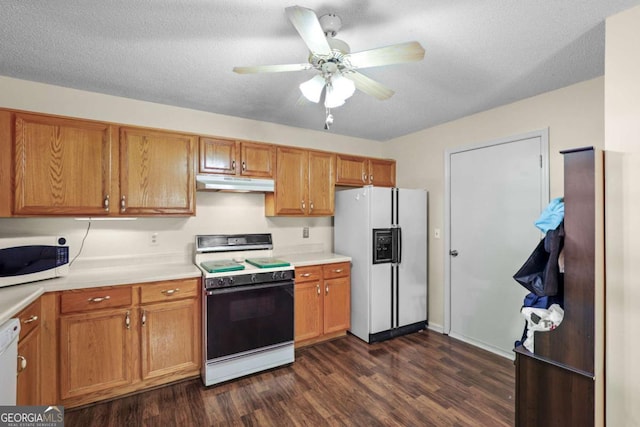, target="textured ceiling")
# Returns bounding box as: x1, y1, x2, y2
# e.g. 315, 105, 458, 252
1, 1, 638, 141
